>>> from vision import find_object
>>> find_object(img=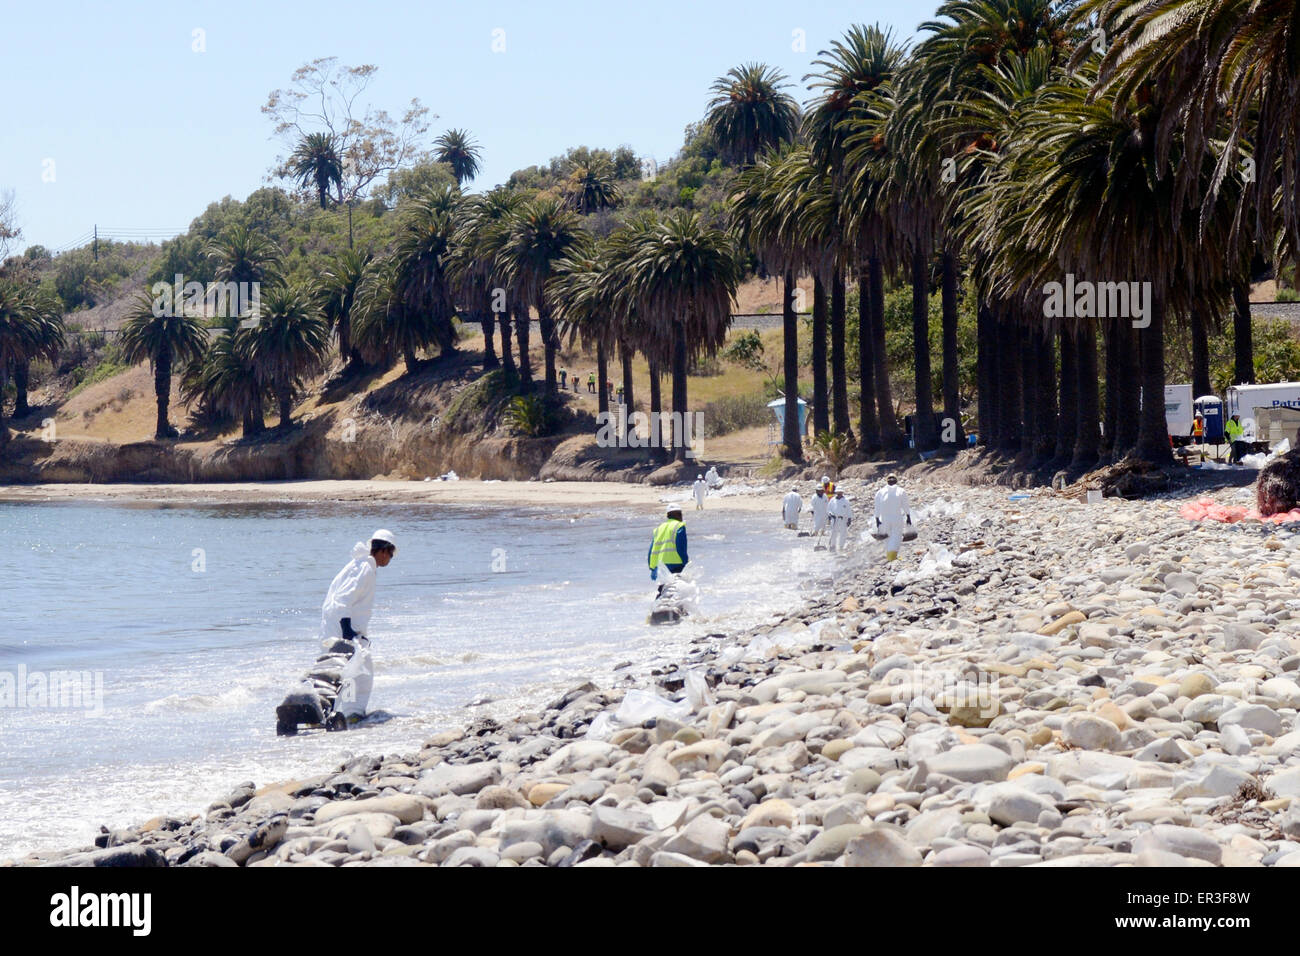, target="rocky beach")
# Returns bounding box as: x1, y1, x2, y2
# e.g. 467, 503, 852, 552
10, 476, 1300, 868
